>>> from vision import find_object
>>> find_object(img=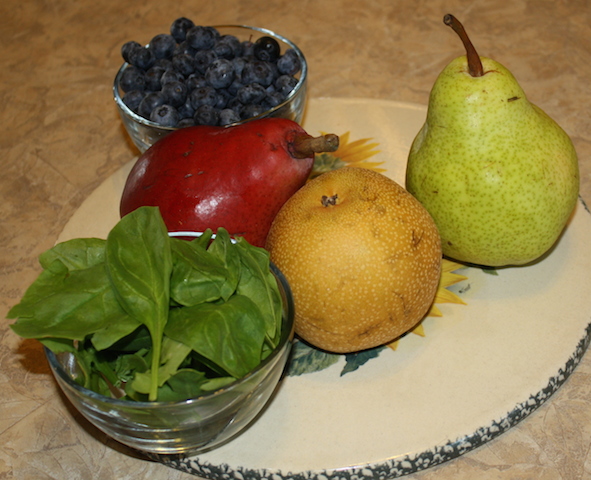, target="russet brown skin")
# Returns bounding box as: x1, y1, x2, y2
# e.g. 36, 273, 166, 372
120, 118, 322, 247
266, 167, 442, 353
